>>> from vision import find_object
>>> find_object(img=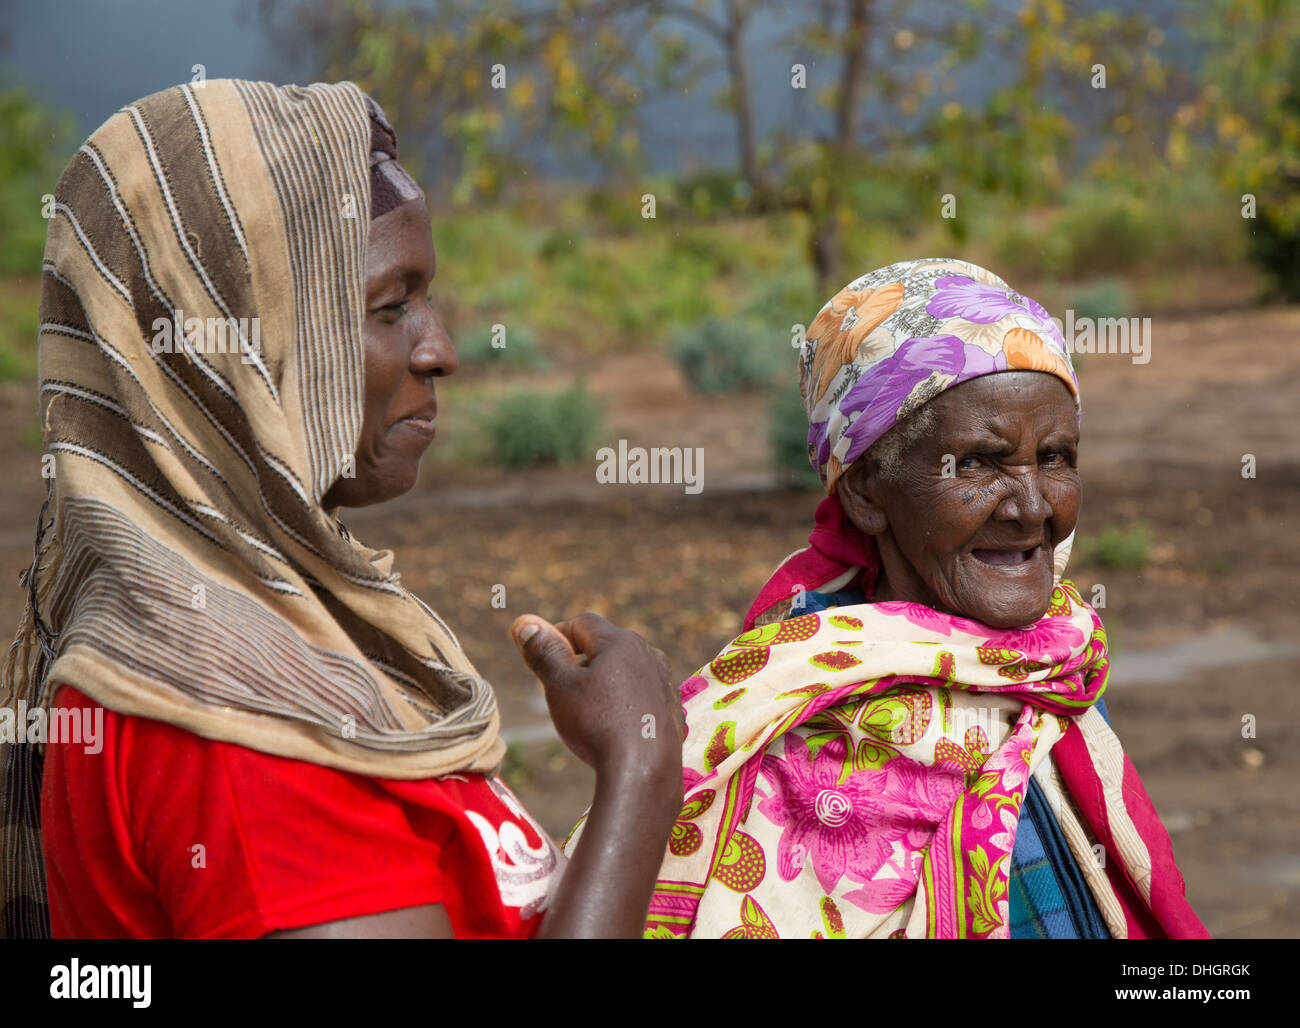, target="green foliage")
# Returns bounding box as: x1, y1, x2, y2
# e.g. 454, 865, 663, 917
1048, 188, 1154, 277
1188, 0, 1300, 299
0, 89, 77, 275
479, 382, 603, 468
424, 156, 1249, 377
842, 168, 920, 232
737, 257, 819, 342
673, 169, 752, 218
274, 0, 649, 205
1079, 521, 1153, 571
988, 165, 1247, 284
1067, 277, 1134, 322
669, 317, 784, 394
454, 321, 551, 369
20, 409, 43, 450
0, 280, 40, 382
276, 0, 1201, 290
1249, 215, 1300, 300
768, 383, 821, 490
582, 186, 646, 232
